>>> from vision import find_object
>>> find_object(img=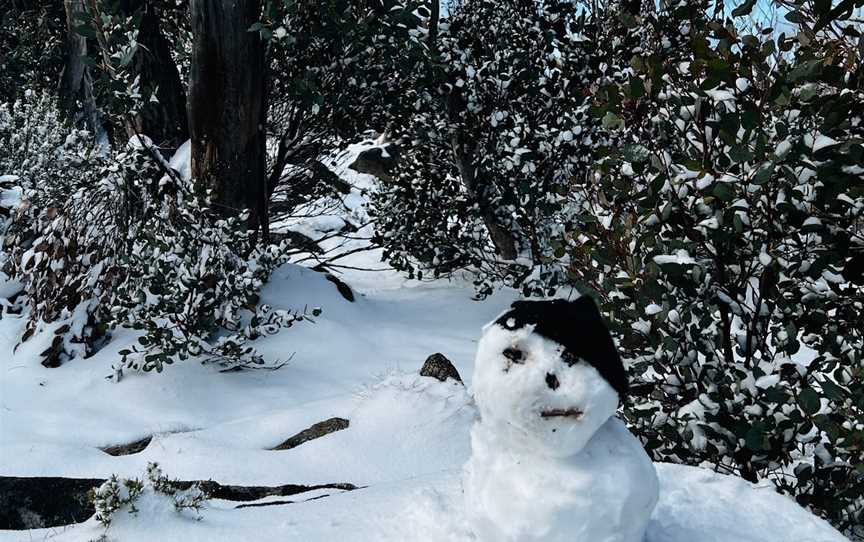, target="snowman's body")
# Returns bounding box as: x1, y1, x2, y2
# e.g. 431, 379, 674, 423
464, 298, 659, 542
